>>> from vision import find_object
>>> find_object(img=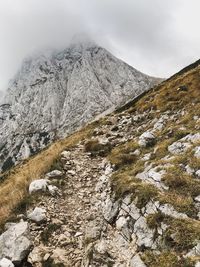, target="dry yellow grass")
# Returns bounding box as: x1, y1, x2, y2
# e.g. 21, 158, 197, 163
134, 66, 200, 112
0, 122, 96, 225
